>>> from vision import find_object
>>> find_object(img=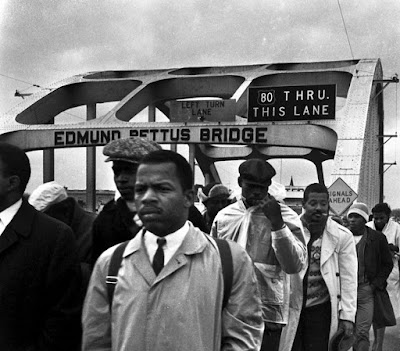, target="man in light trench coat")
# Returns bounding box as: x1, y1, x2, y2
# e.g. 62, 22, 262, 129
82, 150, 264, 351
279, 183, 357, 351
